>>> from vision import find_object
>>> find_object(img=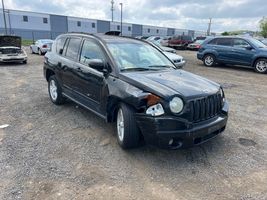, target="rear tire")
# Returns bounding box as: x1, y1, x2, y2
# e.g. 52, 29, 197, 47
48, 75, 65, 105
254, 58, 267, 74
203, 54, 216, 67
116, 103, 140, 149
38, 48, 43, 55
